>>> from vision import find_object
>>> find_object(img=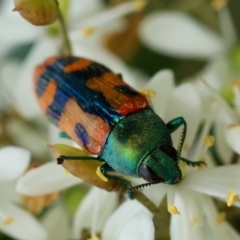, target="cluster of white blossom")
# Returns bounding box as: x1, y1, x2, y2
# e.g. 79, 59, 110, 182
0, 0, 240, 240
